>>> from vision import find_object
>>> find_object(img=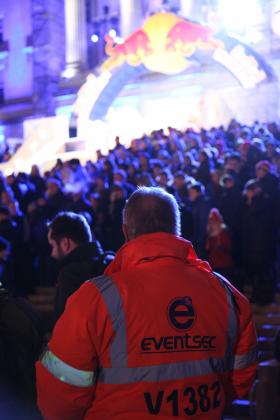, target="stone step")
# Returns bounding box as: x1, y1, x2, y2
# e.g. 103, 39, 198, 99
30, 302, 54, 314
224, 417, 250, 420
275, 293, 280, 304
28, 294, 55, 304
231, 399, 251, 418
258, 358, 280, 380
35, 286, 56, 296
252, 303, 280, 314
257, 324, 279, 338
257, 336, 275, 351
258, 350, 274, 362
253, 313, 280, 325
